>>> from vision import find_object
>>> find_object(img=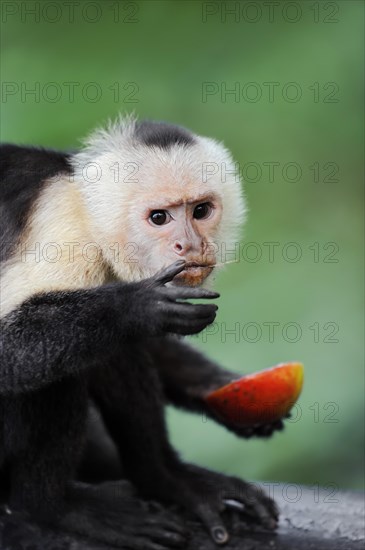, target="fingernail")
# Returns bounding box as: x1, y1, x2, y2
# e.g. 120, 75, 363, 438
211, 526, 229, 544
